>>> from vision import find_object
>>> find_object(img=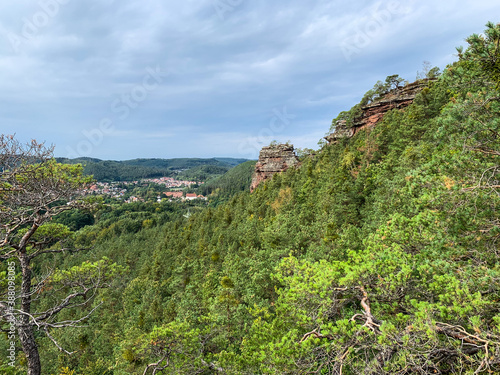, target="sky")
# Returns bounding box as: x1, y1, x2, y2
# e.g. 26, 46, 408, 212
0, 0, 498, 160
